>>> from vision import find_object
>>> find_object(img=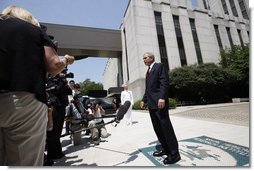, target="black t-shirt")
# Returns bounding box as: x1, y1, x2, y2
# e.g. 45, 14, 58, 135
0, 15, 54, 103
